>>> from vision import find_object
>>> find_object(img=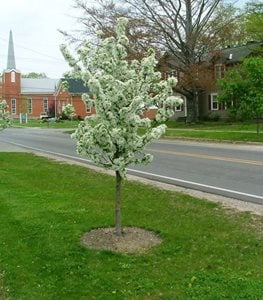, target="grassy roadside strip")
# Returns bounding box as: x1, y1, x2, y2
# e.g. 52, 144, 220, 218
165, 120, 262, 131
12, 119, 79, 129
0, 153, 262, 299
163, 121, 263, 143
163, 128, 263, 143
13, 119, 263, 143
